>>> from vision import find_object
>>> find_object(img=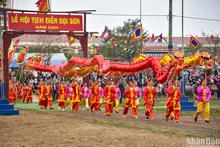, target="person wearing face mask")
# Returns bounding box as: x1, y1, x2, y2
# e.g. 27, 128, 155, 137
194, 79, 211, 123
